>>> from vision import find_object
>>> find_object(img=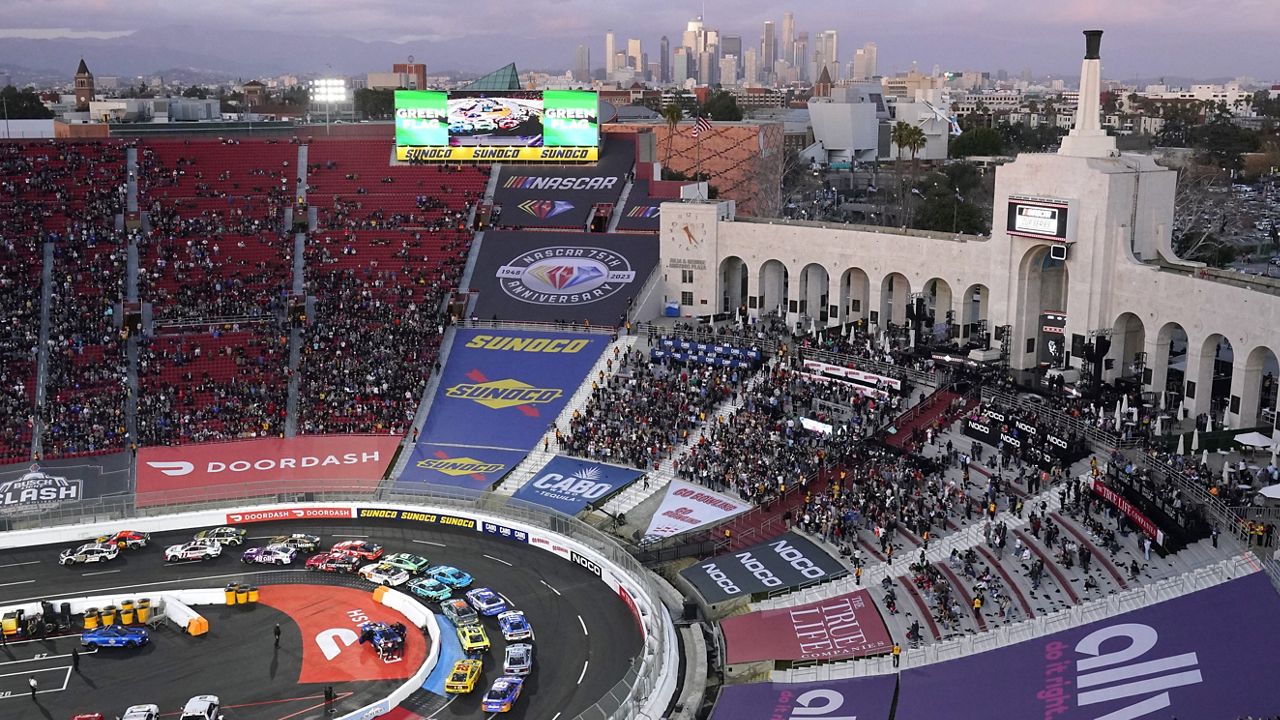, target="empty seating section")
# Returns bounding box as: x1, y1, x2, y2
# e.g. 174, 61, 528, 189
297, 139, 486, 435
137, 327, 289, 445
